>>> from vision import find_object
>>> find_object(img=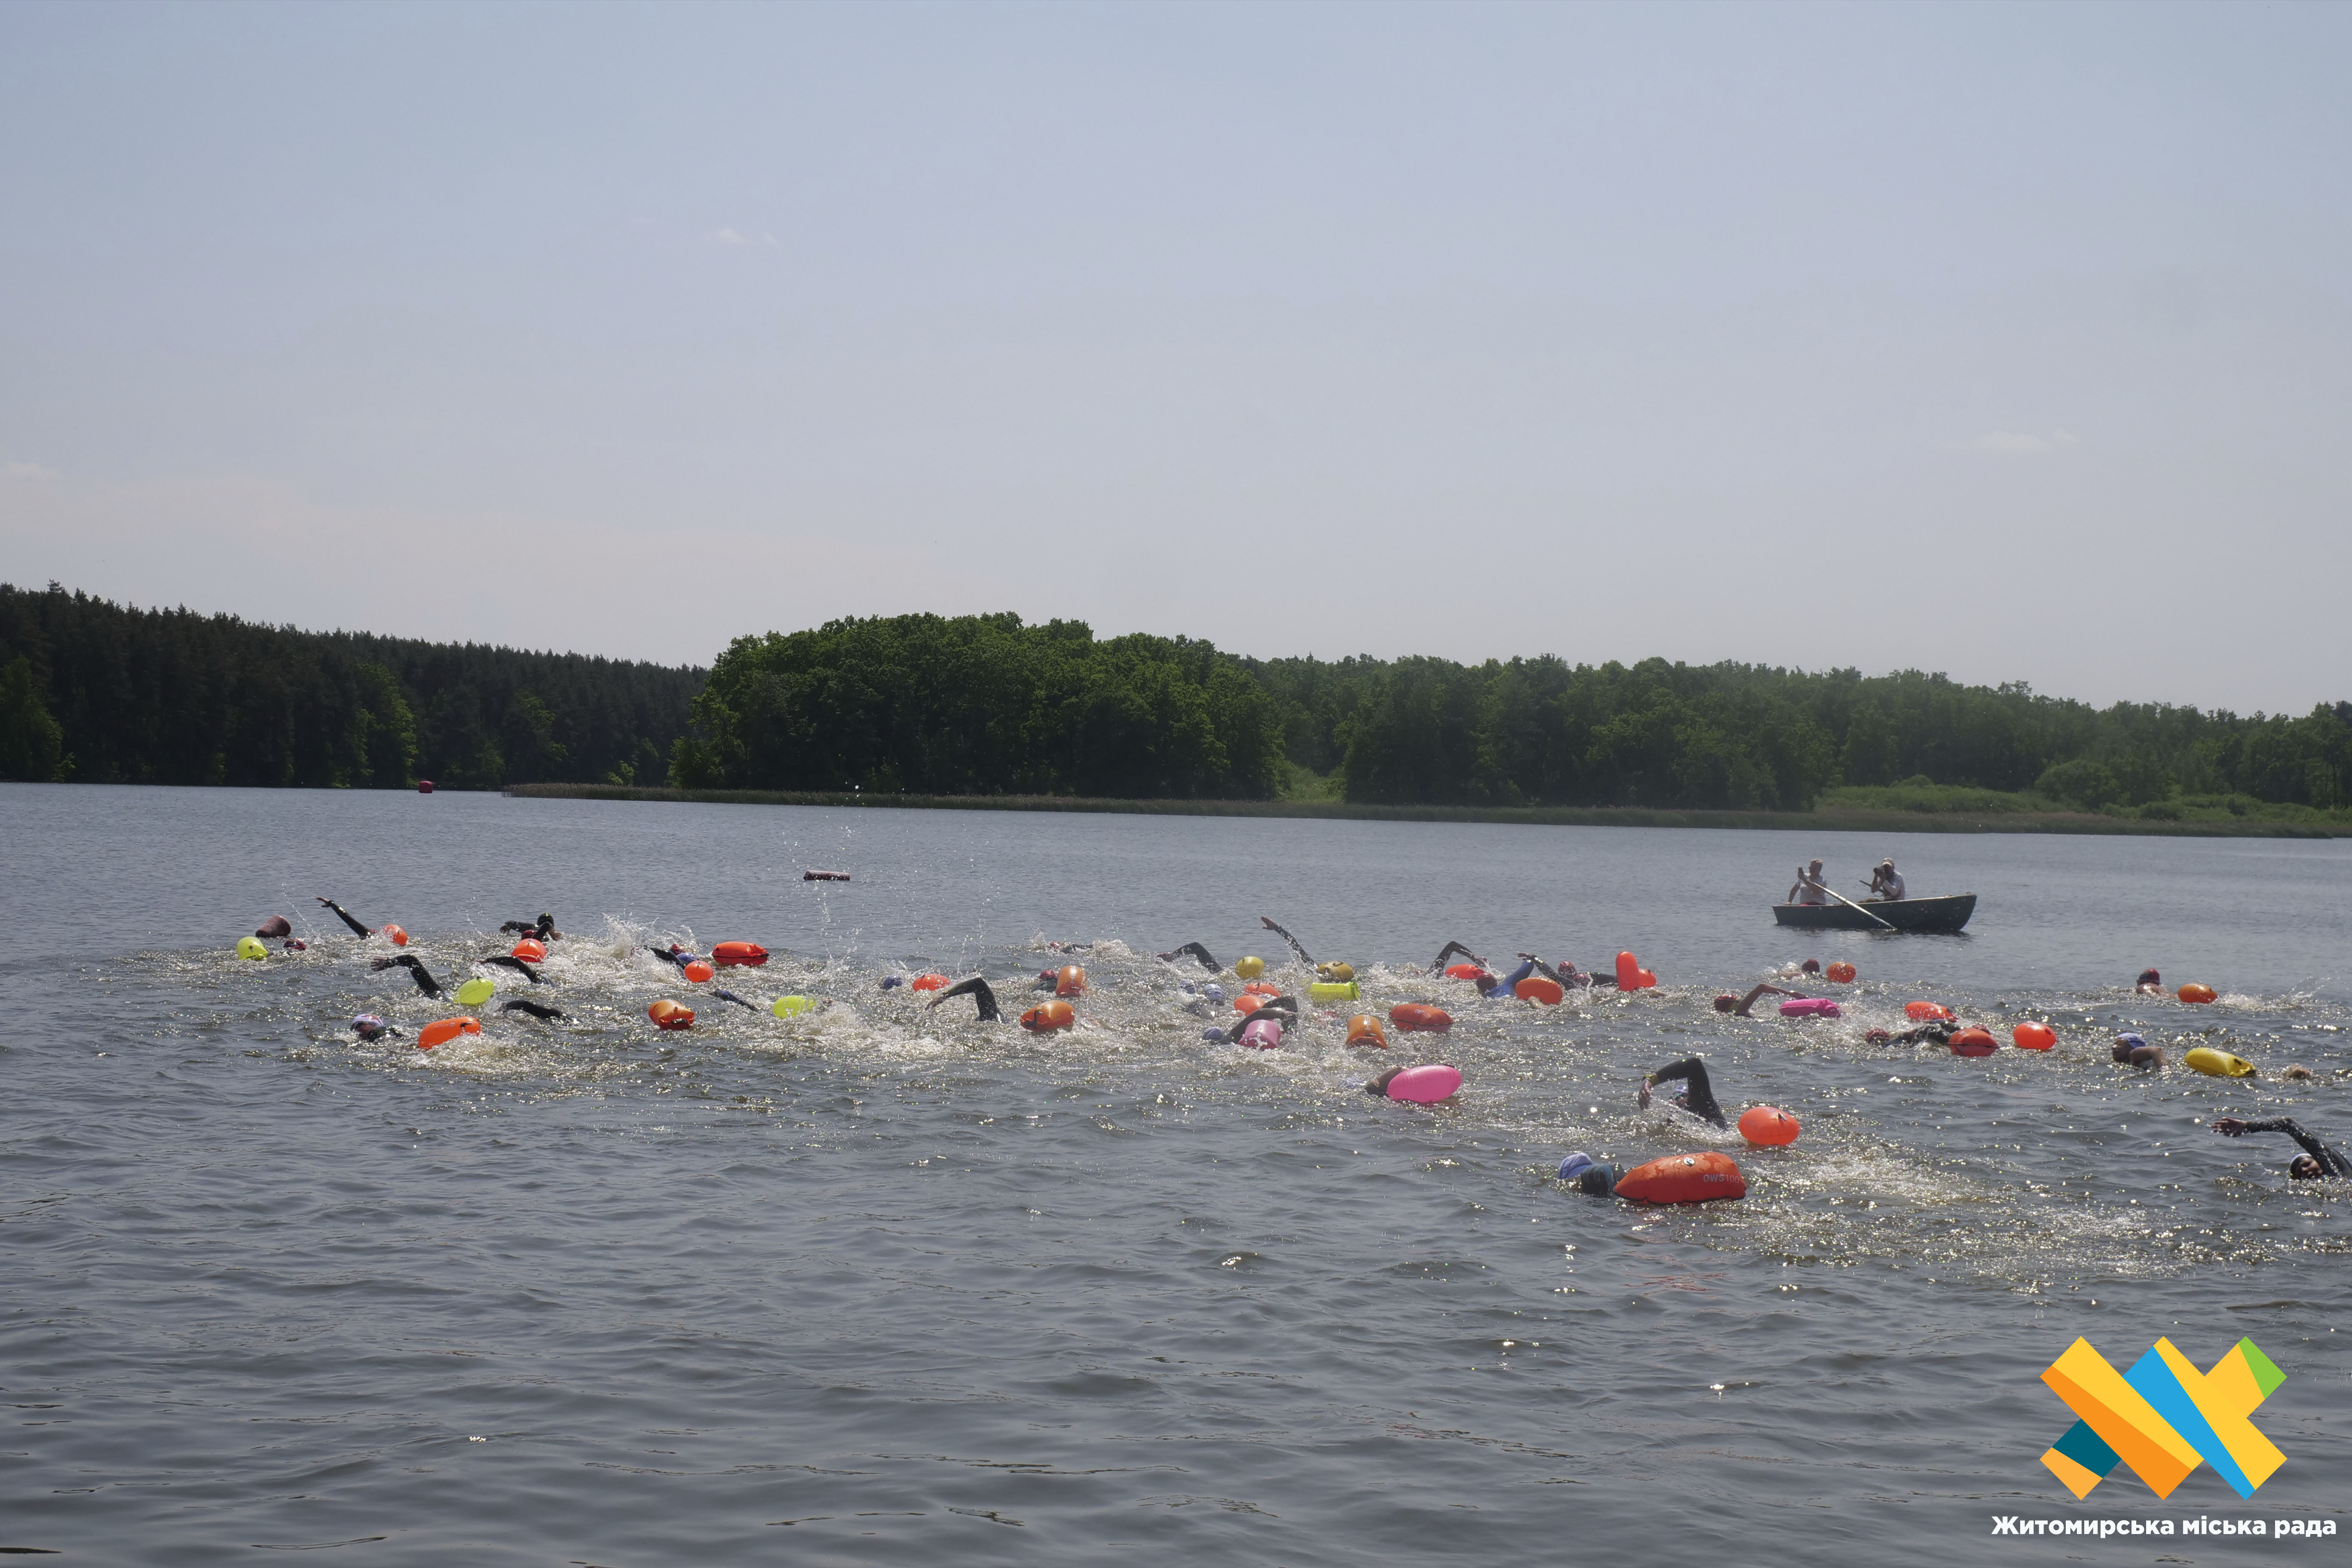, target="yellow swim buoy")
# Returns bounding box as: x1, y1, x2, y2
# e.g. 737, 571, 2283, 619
1308, 980, 1360, 1004
2185, 1046, 2256, 1078
1234, 956, 1265, 981
771, 995, 816, 1019
235, 936, 268, 961
455, 977, 496, 1006
1317, 962, 1355, 983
